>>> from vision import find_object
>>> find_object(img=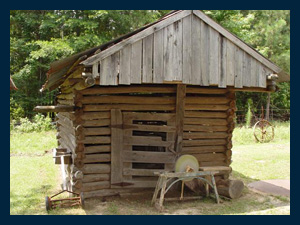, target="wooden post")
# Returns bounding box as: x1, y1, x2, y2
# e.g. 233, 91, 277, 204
110, 109, 123, 187
265, 93, 270, 121
175, 84, 186, 153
